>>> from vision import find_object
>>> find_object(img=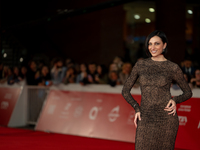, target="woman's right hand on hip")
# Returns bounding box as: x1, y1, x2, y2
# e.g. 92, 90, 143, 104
134, 112, 141, 128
